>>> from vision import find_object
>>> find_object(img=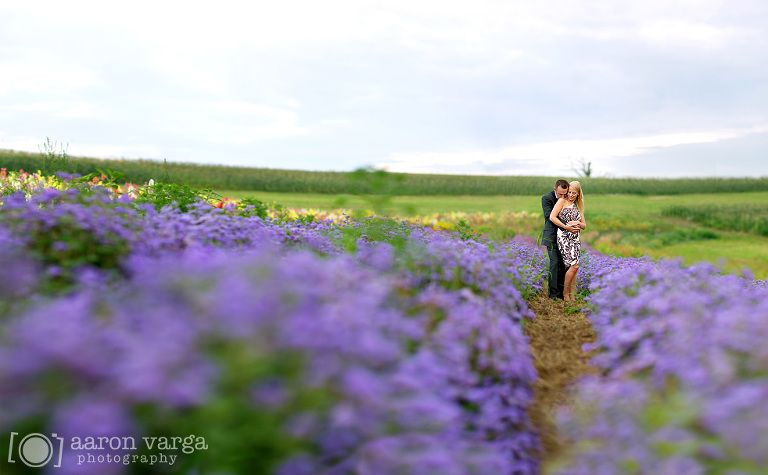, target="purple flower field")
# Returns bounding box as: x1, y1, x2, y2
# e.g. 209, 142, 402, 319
0, 188, 545, 474
550, 257, 768, 474
1, 186, 766, 474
